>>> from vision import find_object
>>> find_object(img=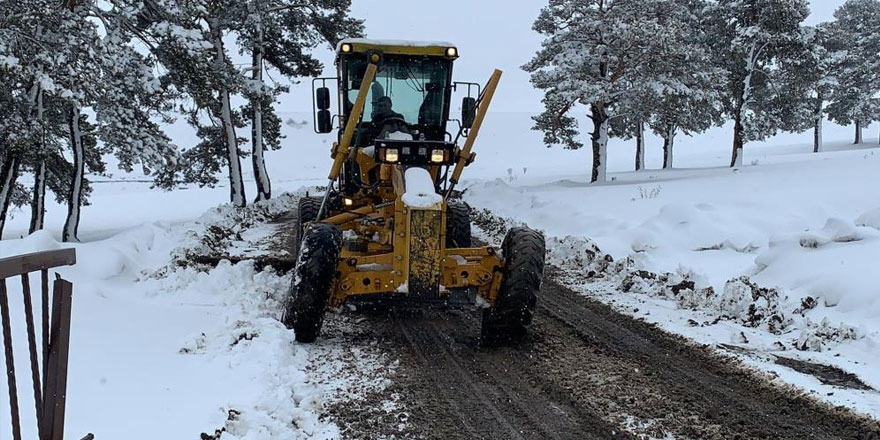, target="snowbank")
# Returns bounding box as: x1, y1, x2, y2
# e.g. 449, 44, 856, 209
466, 139, 880, 417
0, 195, 392, 439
